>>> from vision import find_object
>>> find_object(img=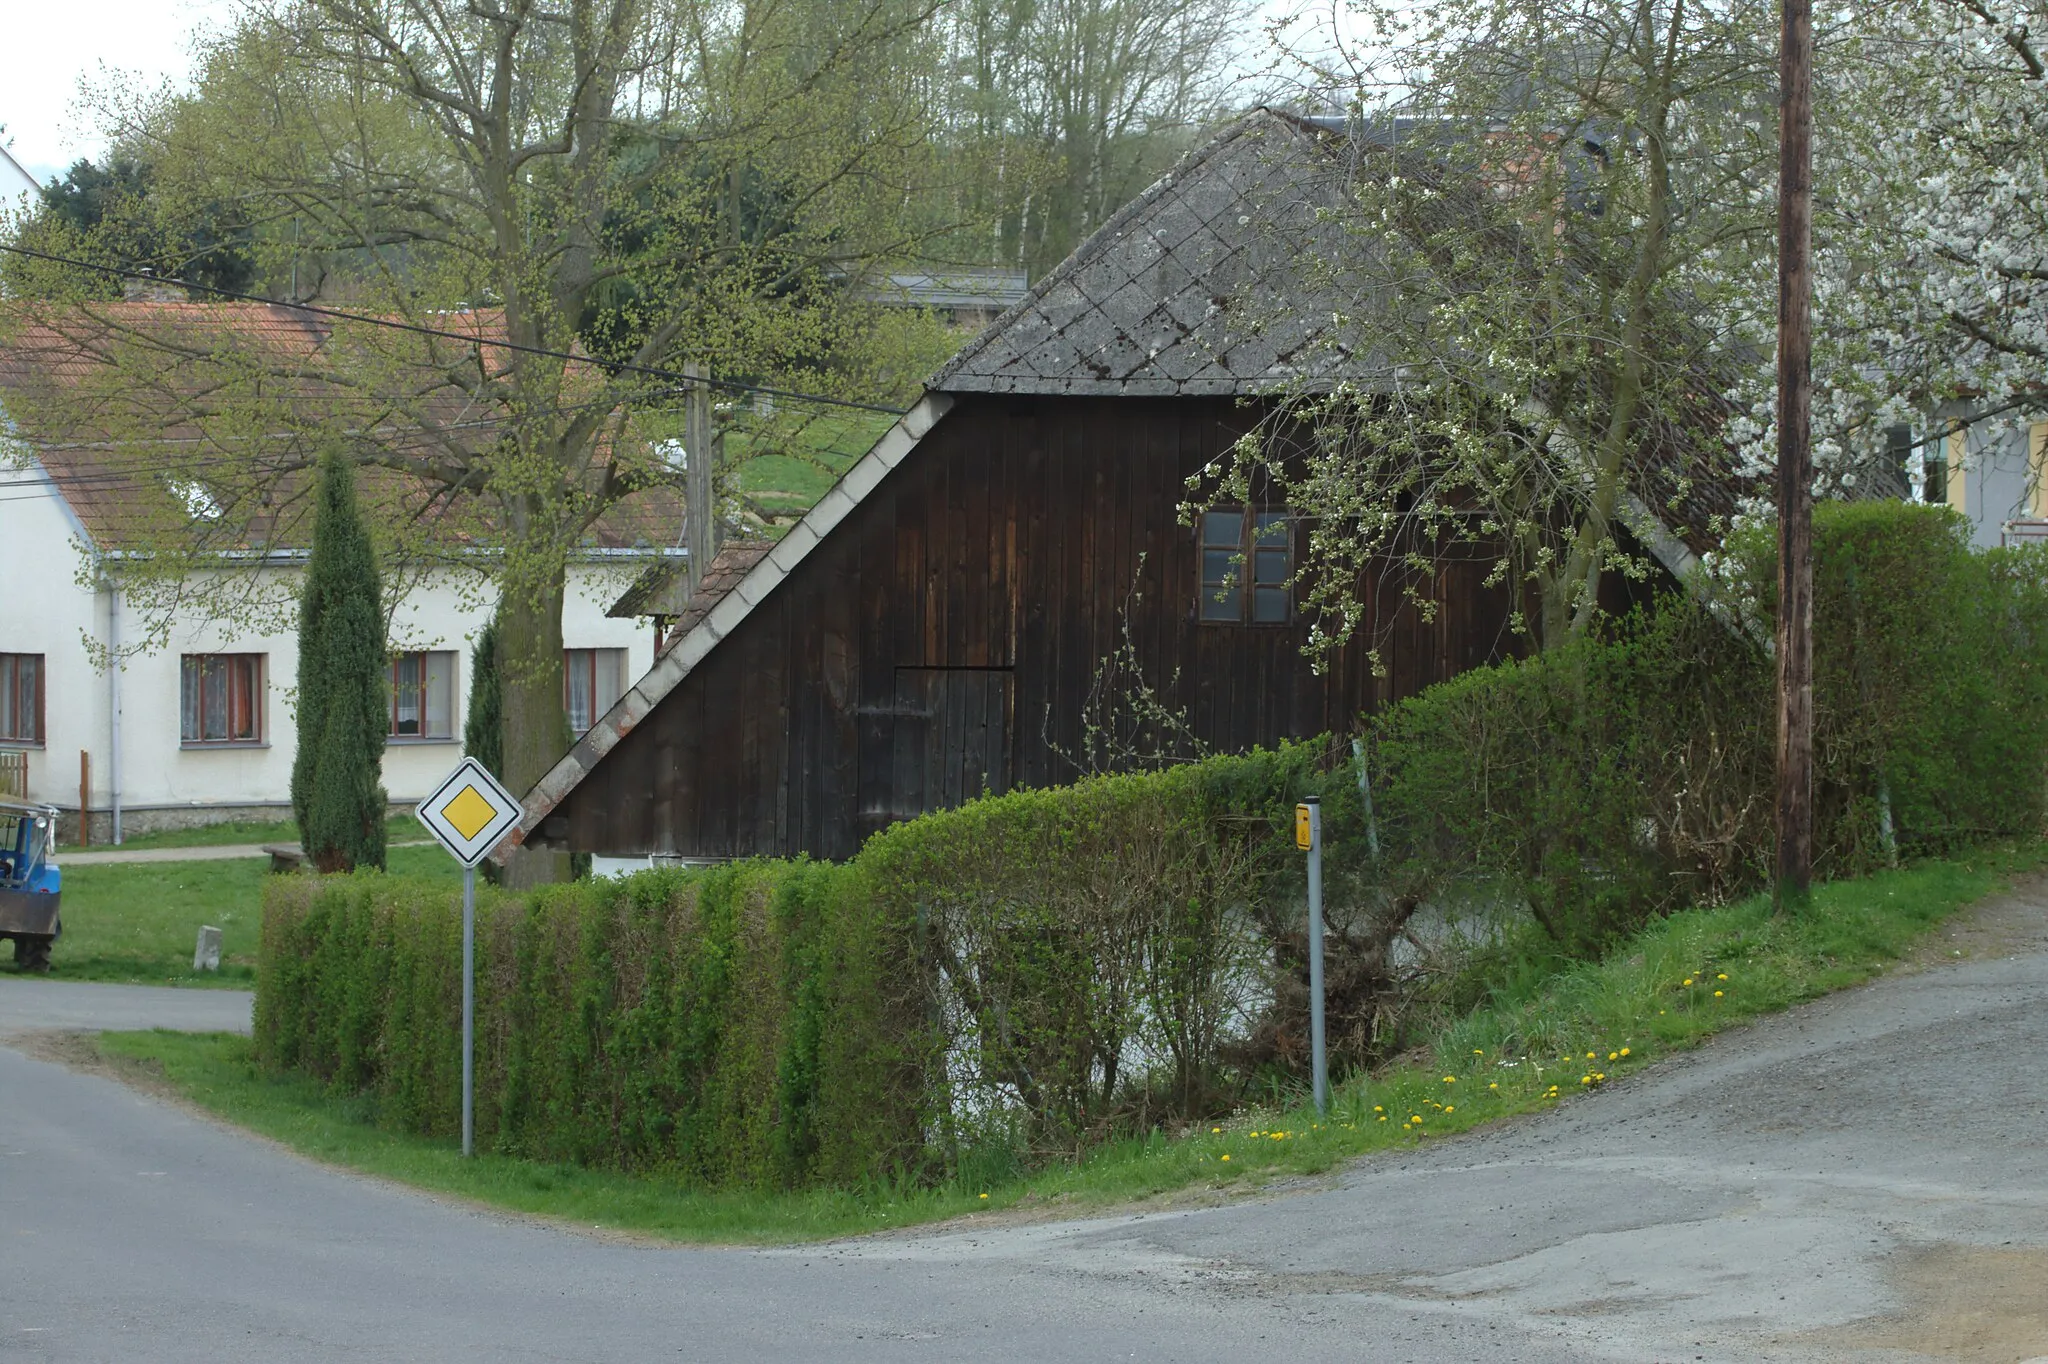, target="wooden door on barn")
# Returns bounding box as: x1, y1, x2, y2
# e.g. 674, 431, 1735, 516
890, 668, 1013, 819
